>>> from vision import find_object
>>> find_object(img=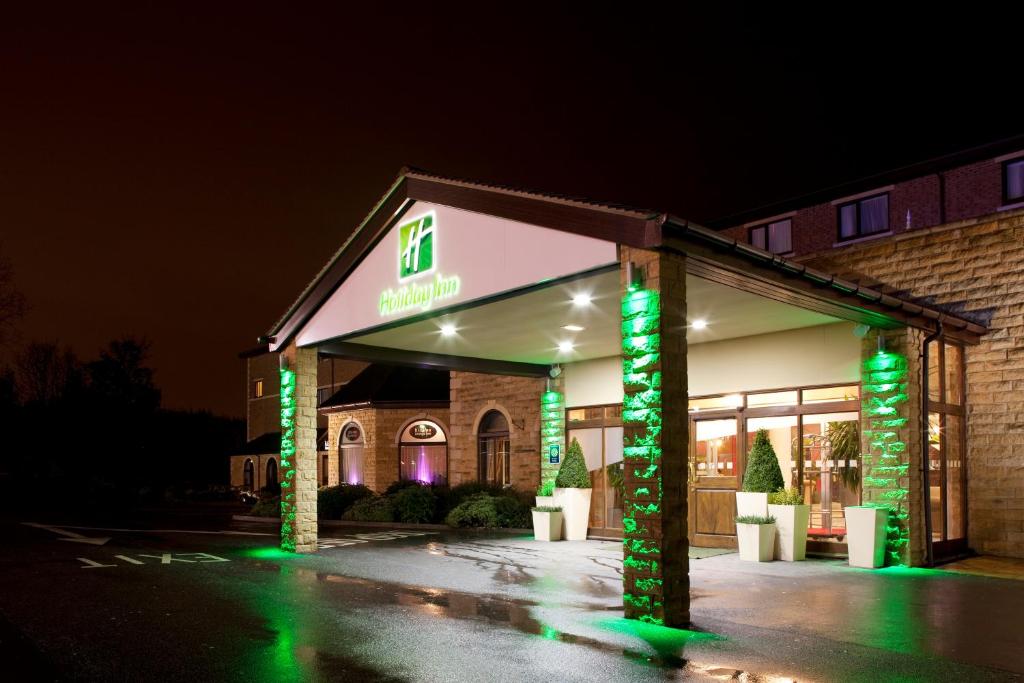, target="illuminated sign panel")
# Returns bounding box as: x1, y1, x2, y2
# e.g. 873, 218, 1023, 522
379, 211, 460, 316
